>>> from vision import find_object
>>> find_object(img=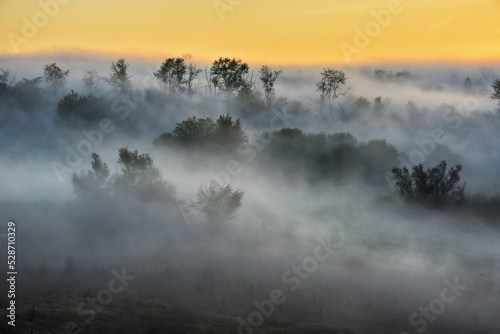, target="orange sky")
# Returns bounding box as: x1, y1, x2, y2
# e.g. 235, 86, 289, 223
0, 0, 499, 65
